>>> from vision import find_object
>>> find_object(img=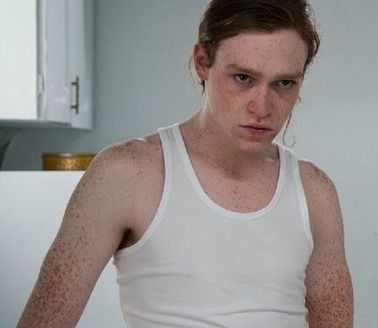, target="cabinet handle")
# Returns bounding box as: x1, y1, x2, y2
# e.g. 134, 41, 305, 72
70, 76, 80, 114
